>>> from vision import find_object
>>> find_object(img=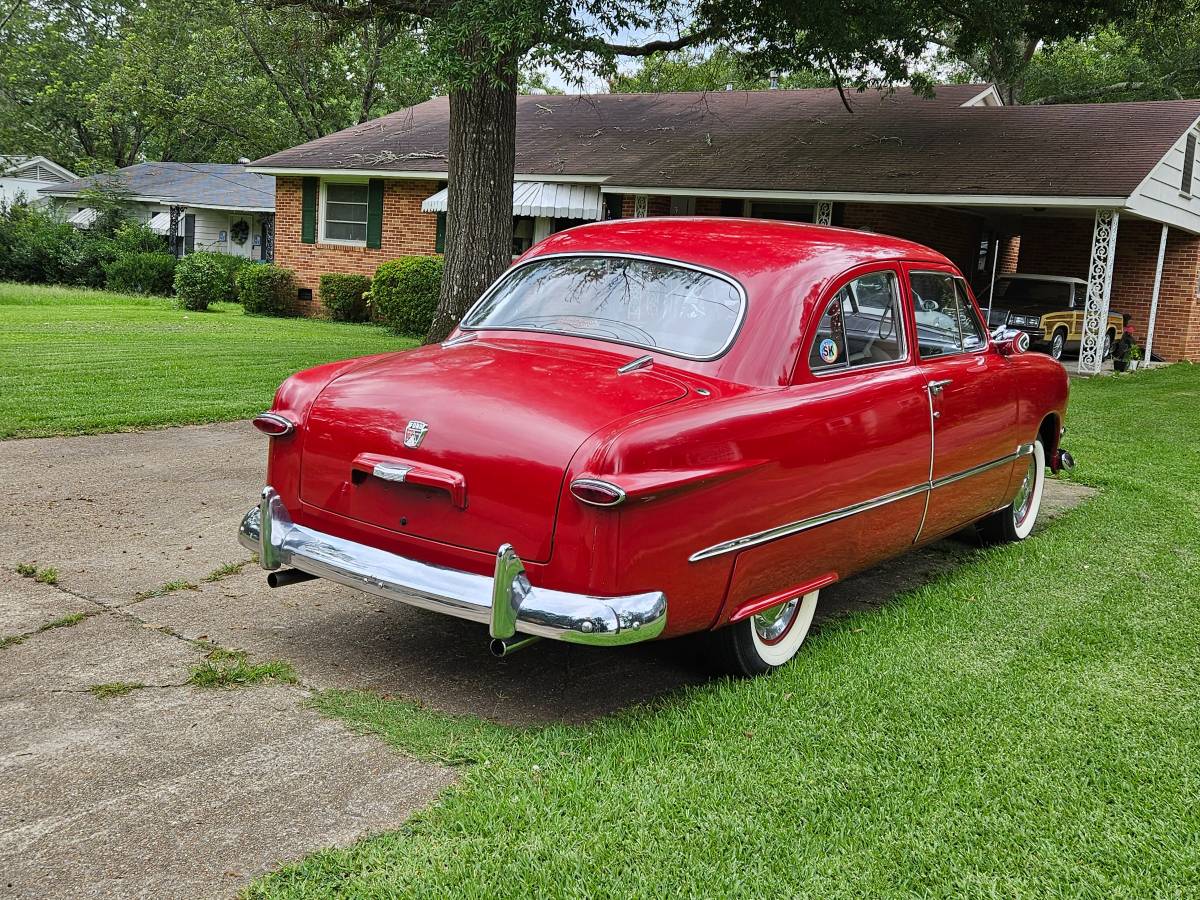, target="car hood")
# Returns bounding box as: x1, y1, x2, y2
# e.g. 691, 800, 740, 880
298, 338, 689, 562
